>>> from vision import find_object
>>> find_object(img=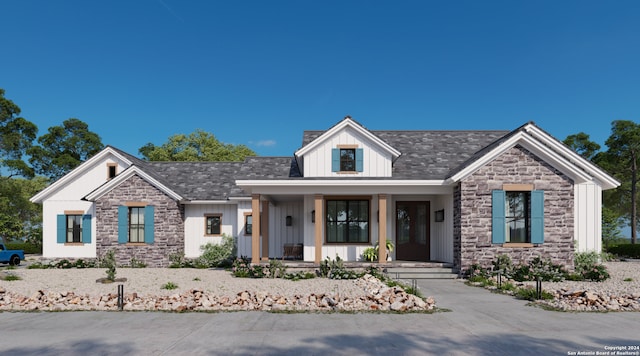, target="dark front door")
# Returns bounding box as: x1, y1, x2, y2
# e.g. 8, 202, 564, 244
395, 201, 430, 261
